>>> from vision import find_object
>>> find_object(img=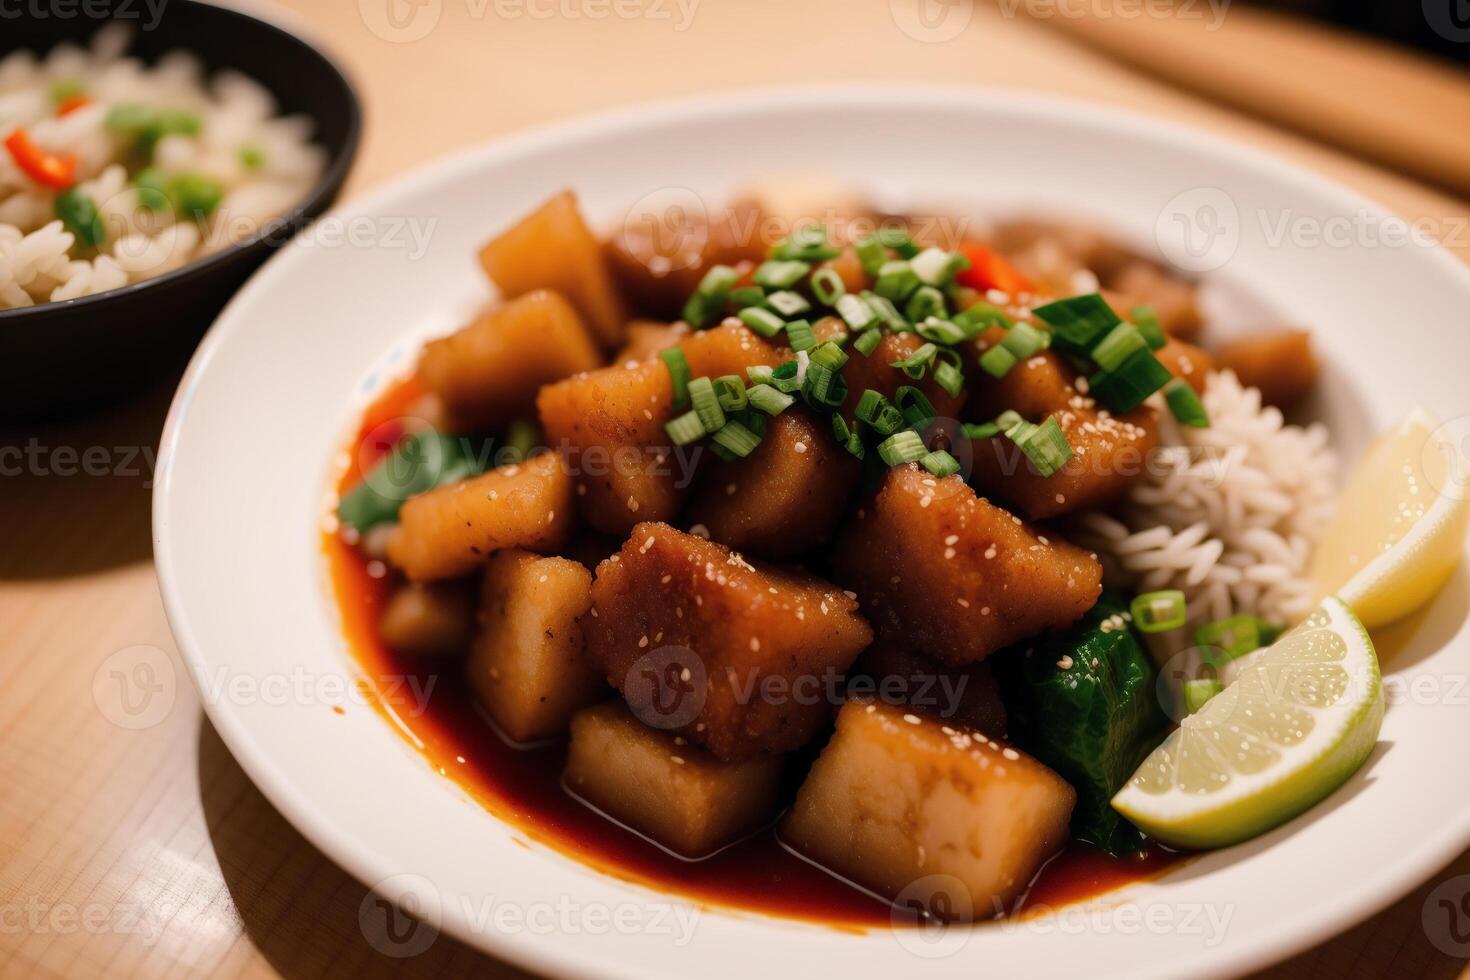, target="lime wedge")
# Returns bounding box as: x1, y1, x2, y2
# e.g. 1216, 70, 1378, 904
1112, 596, 1383, 849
